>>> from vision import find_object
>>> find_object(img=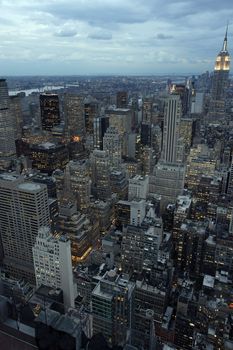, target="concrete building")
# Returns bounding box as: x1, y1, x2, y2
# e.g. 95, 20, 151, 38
57, 202, 96, 264
90, 149, 111, 200
0, 173, 50, 282
0, 79, 16, 159
92, 270, 135, 347
33, 226, 75, 309
69, 160, 91, 211
103, 126, 122, 169
161, 94, 182, 164
115, 199, 146, 227
128, 174, 149, 201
